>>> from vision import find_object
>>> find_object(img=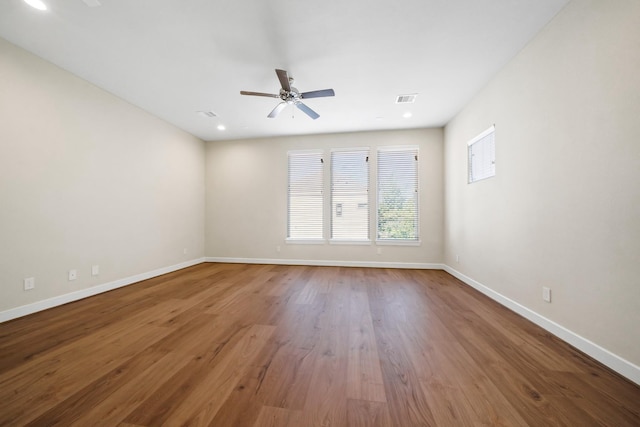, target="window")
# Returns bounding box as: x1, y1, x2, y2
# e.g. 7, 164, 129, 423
288, 146, 421, 244
377, 146, 419, 241
287, 150, 324, 240
331, 149, 370, 241
468, 125, 495, 183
